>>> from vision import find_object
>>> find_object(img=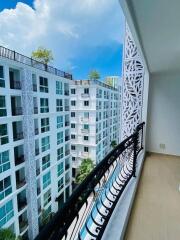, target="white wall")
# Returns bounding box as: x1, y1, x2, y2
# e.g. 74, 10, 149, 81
147, 72, 180, 156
